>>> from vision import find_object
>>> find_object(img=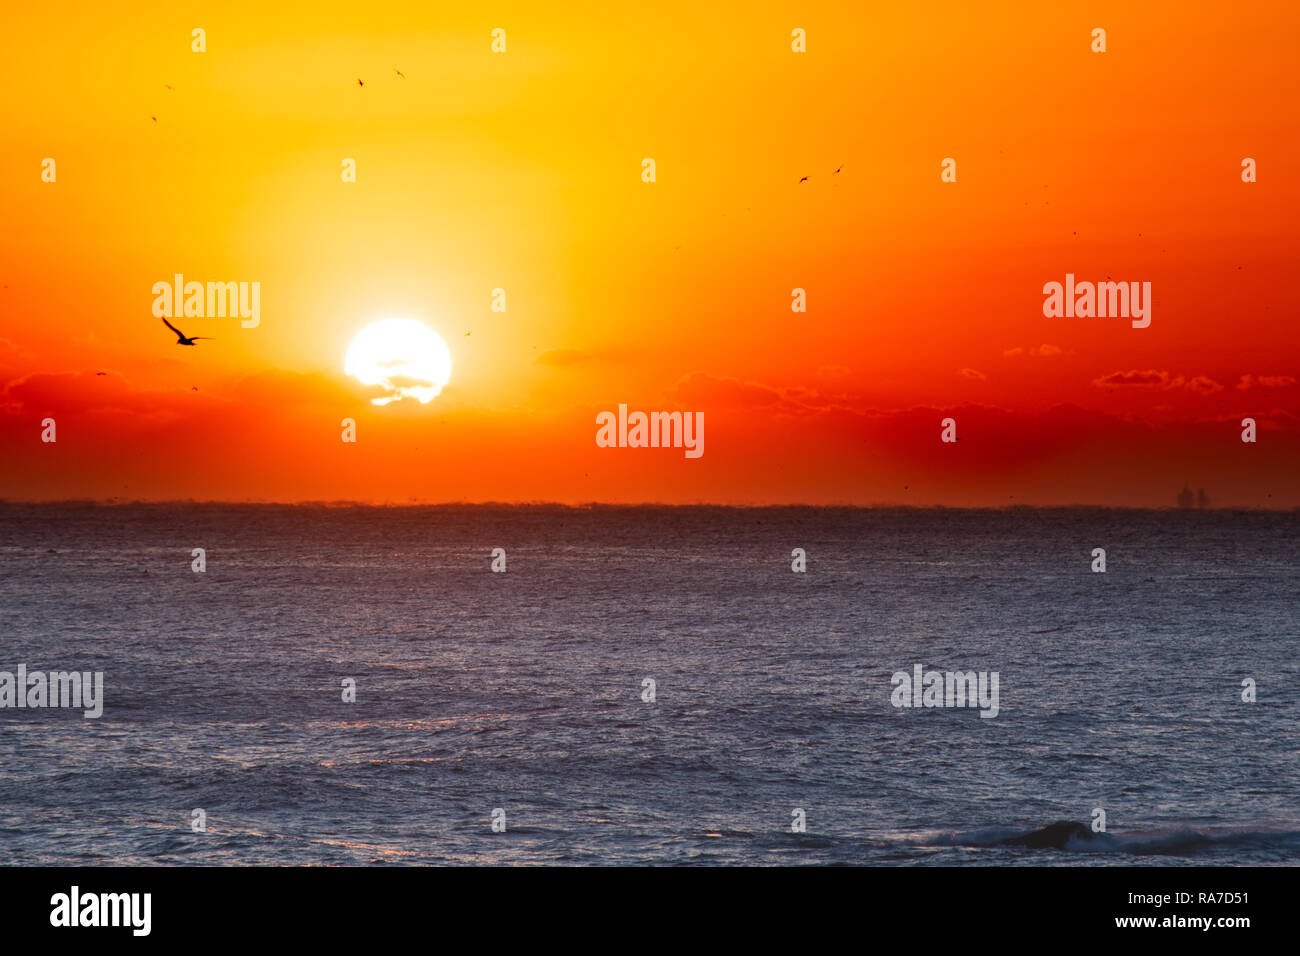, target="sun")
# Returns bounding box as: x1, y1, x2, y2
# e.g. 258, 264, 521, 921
345, 318, 452, 406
